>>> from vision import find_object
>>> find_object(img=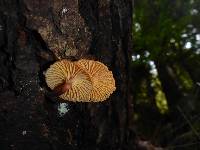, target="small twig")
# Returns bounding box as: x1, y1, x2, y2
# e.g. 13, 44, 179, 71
163, 112, 200, 137
167, 141, 200, 149
177, 105, 200, 140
